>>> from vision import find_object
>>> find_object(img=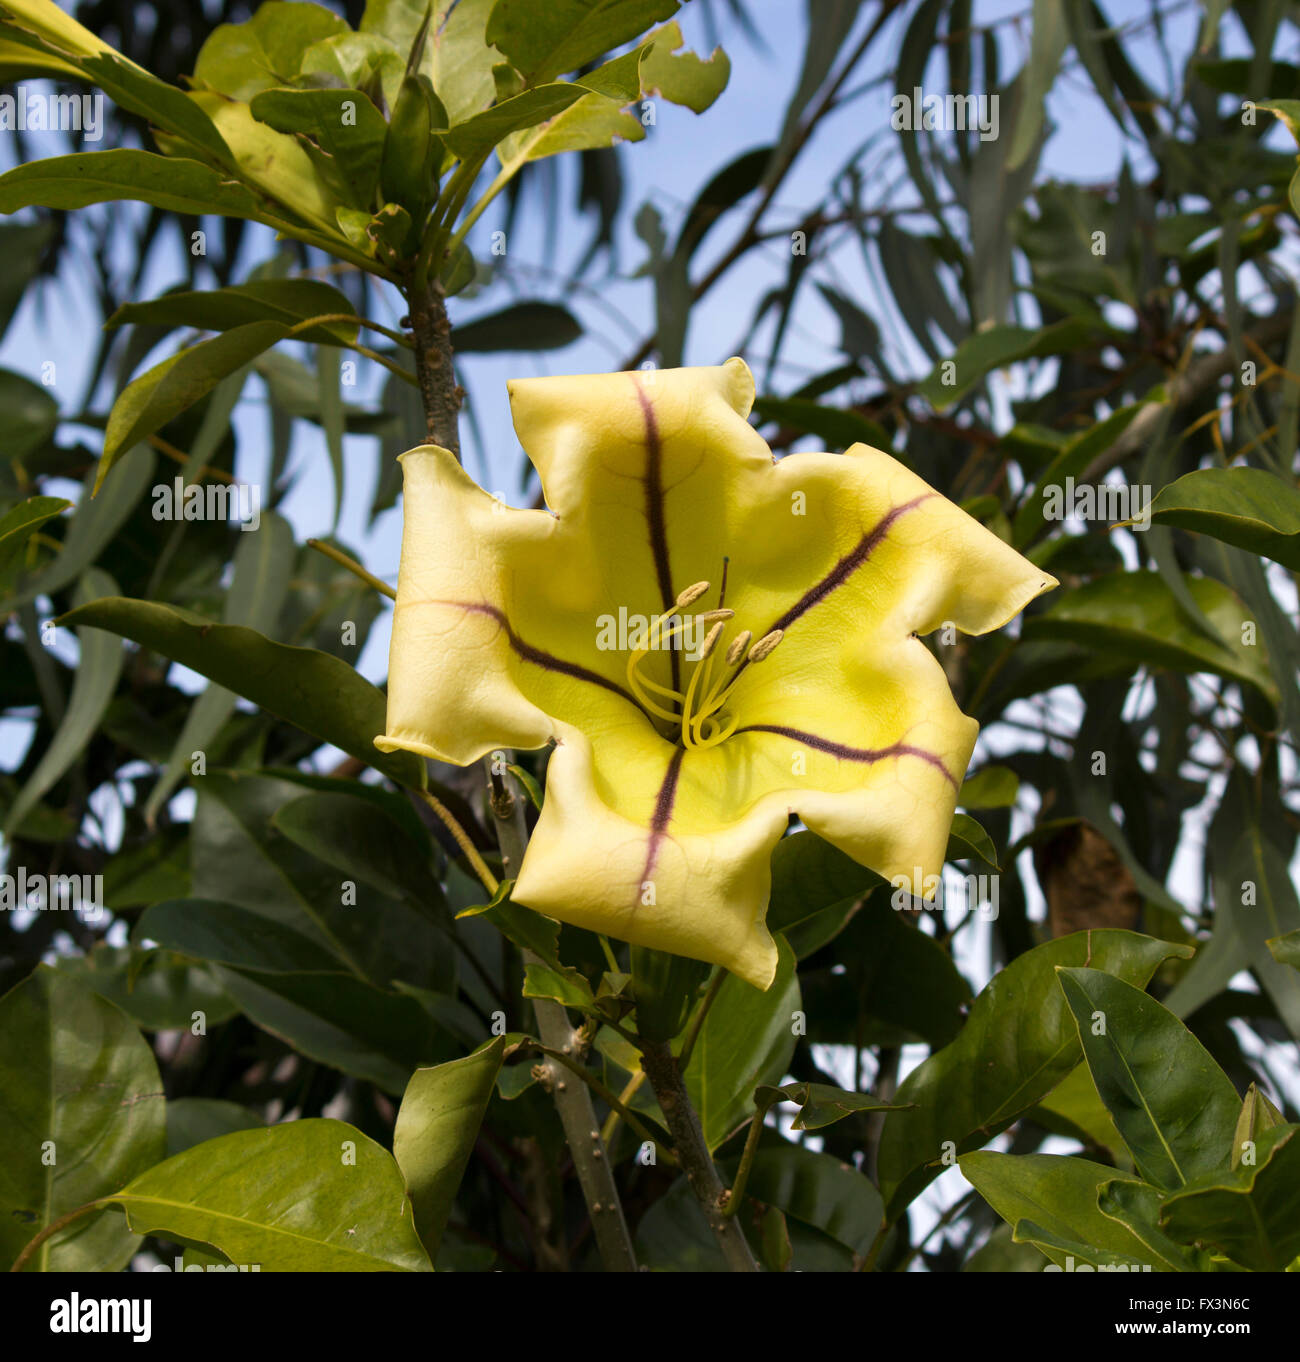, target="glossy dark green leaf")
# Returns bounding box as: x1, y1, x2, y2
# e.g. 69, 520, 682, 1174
1160, 1125, 1300, 1271
145, 511, 296, 823
452, 301, 581, 352
958, 765, 1020, 810
960, 1151, 1152, 1268
754, 1081, 909, 1131
1057, 968, 1240, 1189
99, 322, 290, 491
14, 445, 155, 605
273, 790, 443, 912
0, 373, 58, 464
211, 965, 453, 1094
946, 811, 999, 869
251, 87, 388, 210
917, 317, 1097, 408
877, 931, 1190, 1219
136, 899, 344, 975
0, 150, 262, 220
57, 596, 425, 788
112, 1119, 431, 1270
194, 1, 349, 100
1026, 571, 1278, 705
753, 395, 891, 452
392, 1036, 505, 1258
485, 0, 677, 85
0, 494, 69, 586
1143, 466, 1300, 569
106, 280, 359, 346
164, 1098, 263, 1158
52, 945, 237, 1032
1231, 1083, 1284, 1169
684, 935, 800, 1151
743, 1144, 882, 1254
1, 966, 166, 1272
5, 569, 122, 838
